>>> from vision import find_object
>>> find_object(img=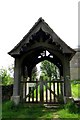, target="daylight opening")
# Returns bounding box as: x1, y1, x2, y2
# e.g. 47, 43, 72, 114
31, 60, 60, 81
